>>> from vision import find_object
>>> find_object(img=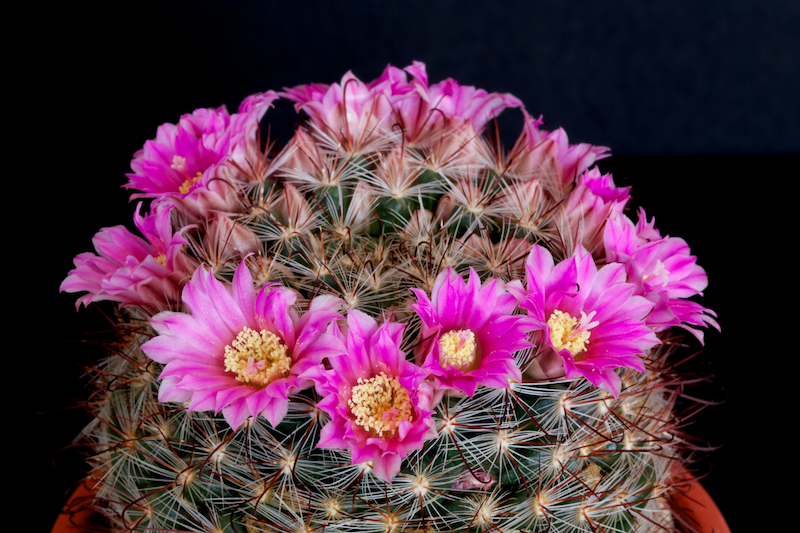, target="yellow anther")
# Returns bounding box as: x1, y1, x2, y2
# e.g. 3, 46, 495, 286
154, 253, 167, 267
438, 329, 477, 370
548, 309, 590, 357
224, 327, 291, 387
348, 372, 412, 436
178, 172, 203, 194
